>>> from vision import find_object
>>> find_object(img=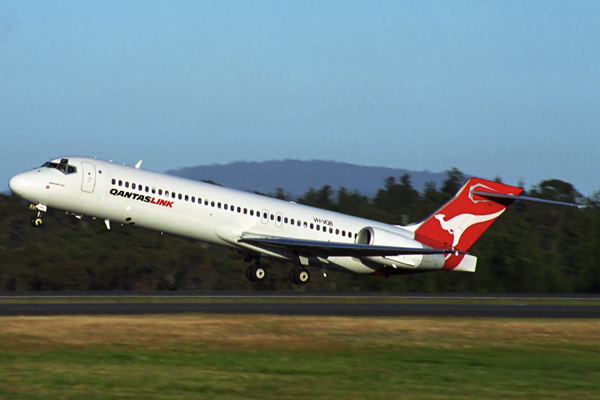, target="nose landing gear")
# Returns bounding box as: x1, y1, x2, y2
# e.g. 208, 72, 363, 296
29, 204, 47, 228
30, 216, 44, 227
